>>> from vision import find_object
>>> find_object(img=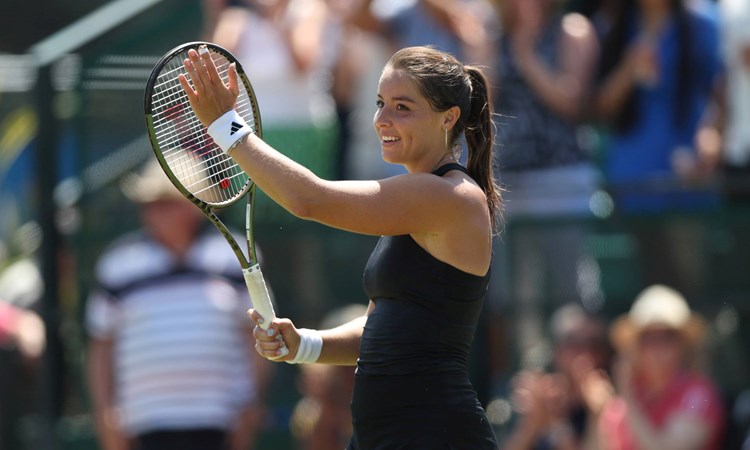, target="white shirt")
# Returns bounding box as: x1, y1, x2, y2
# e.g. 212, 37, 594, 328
86, 231, 256, 436
720, 0, 750, 166
233, 0, 336, 128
